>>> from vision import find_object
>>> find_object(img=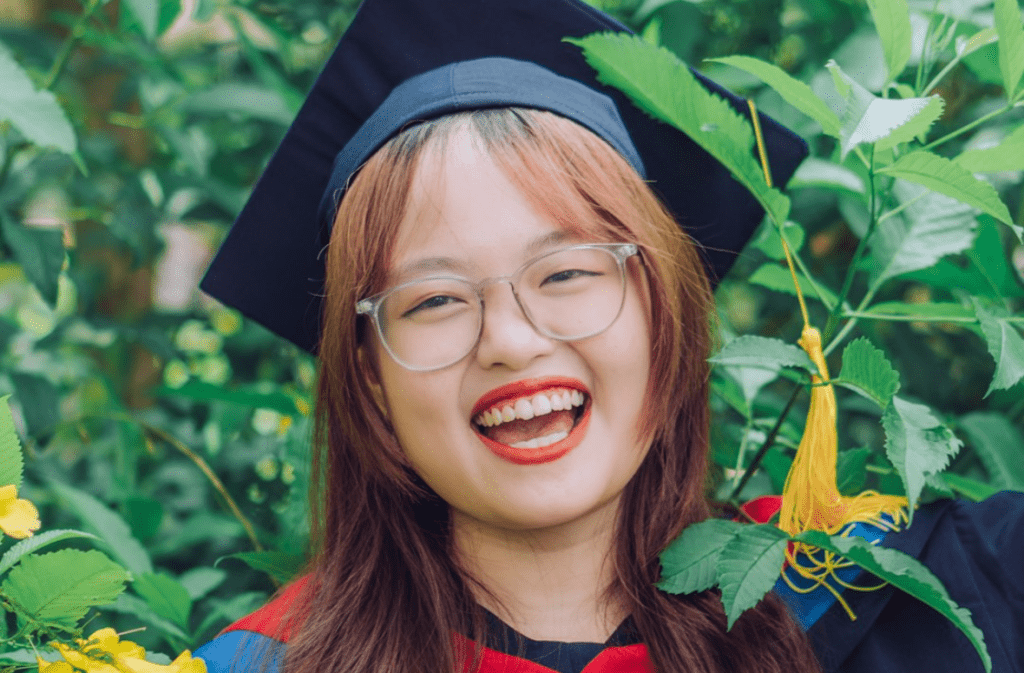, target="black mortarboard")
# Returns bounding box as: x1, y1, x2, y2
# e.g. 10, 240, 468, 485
200, 0, 808, 354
